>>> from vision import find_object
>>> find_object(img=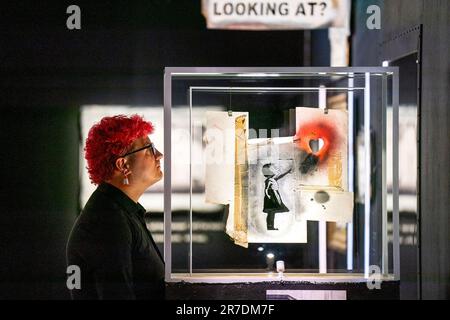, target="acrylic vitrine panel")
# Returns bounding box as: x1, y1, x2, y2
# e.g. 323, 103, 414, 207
164, 68, 399, 282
